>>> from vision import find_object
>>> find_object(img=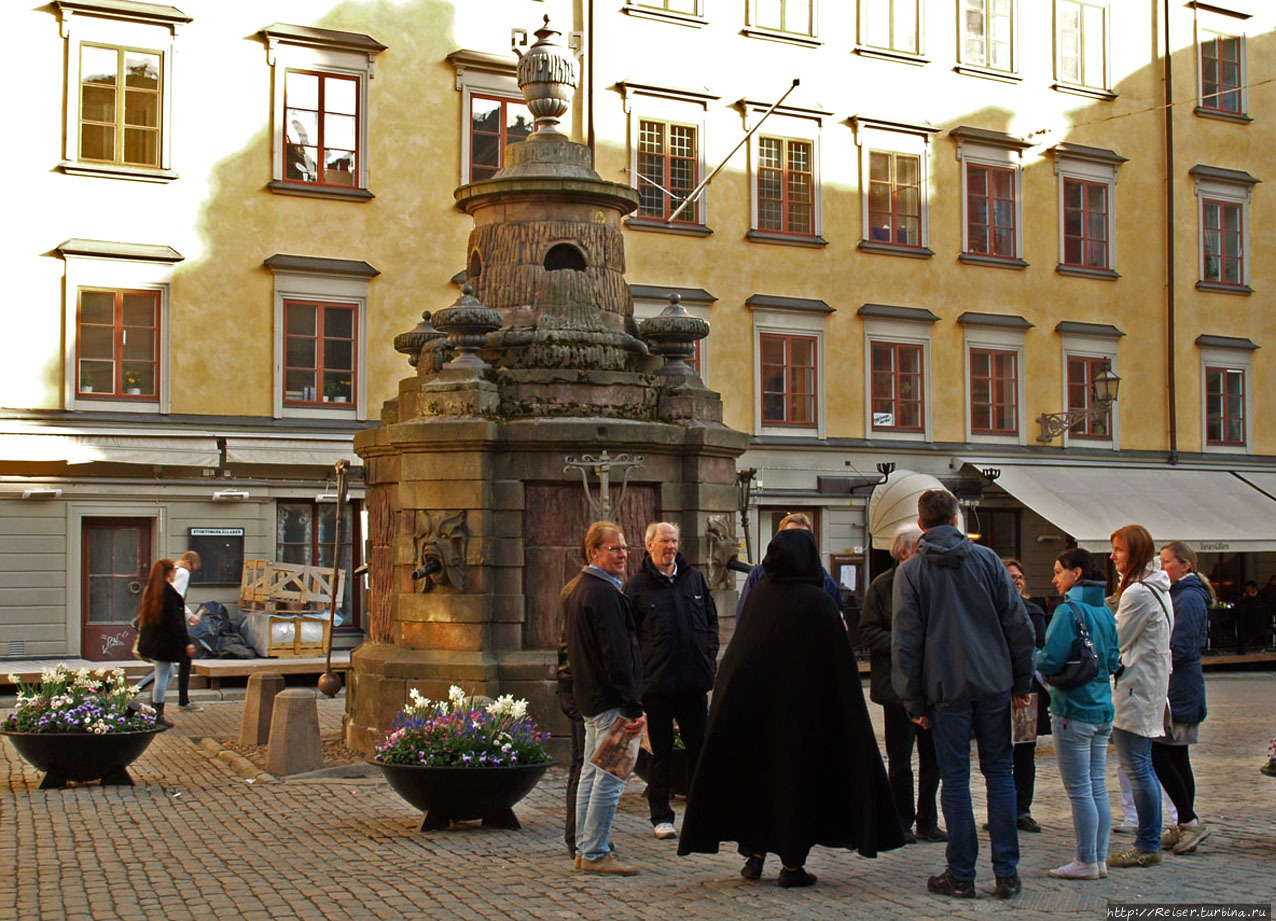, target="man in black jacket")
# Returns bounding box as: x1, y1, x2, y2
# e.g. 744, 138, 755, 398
893, 489, 1034, 900
563, 520, 646, 876
625, 521, 718, 841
